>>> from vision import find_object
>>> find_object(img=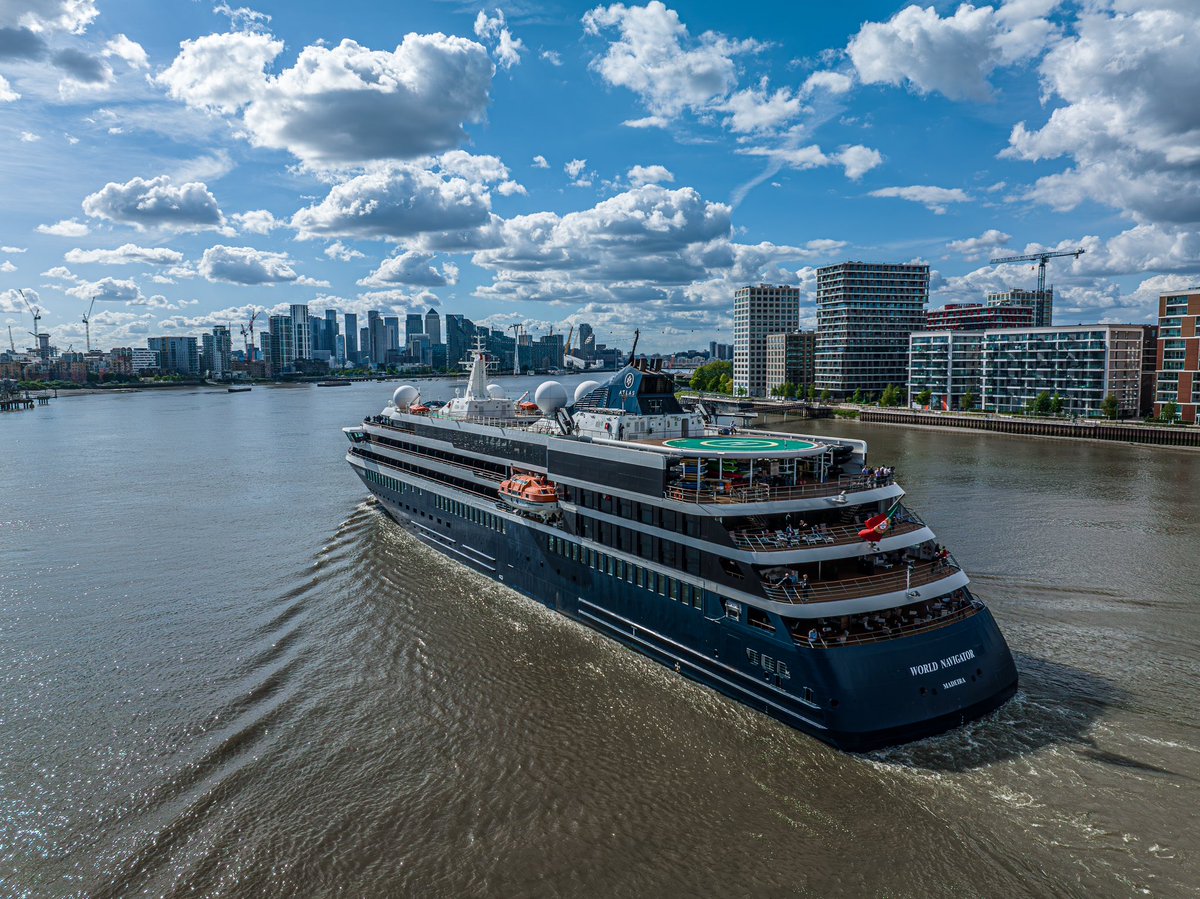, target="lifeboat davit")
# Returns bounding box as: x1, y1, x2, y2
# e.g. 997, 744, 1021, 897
498, 473, 560, 518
